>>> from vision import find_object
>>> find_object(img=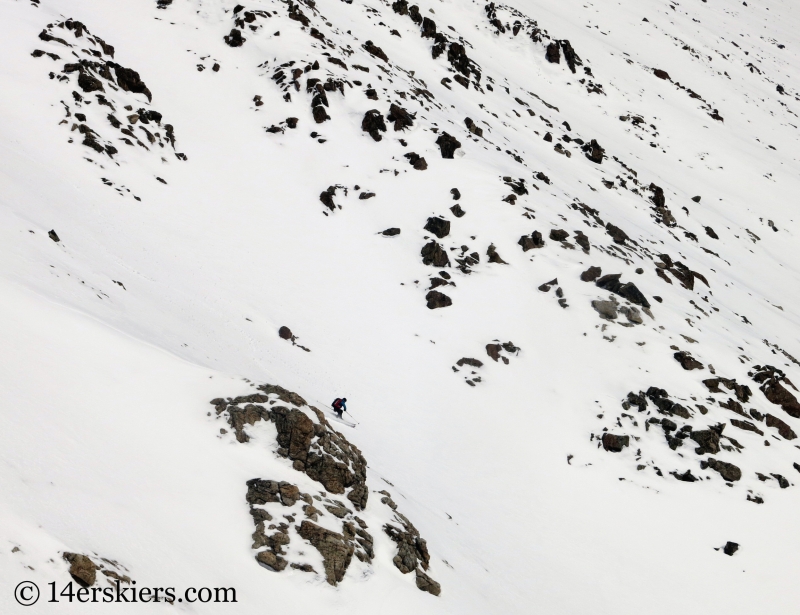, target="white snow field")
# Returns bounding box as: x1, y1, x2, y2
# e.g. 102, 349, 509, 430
2, 0, 800, 612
